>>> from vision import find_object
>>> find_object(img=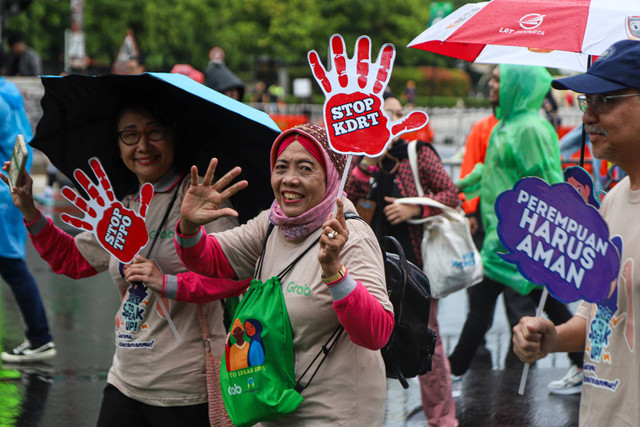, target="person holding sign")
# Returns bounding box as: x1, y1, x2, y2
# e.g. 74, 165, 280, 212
449, 64, 584, 384
0, 78, 57, 363
3, 101, 243, 426
513, 39, 640, 426
173, 123, 394, 425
